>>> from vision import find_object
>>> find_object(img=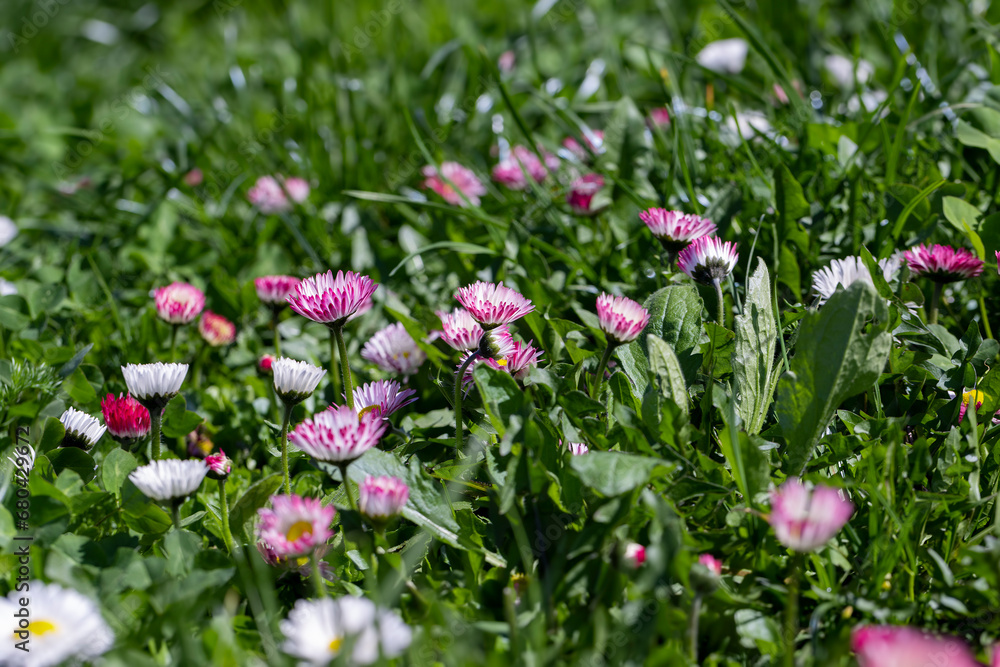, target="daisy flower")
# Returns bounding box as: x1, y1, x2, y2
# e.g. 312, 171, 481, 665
562, 130, 604, 160
360, 323, 426, 378
255, 275, 302, 306
199, 310, 236, 346
638, 208, 717, 253
565, 441, 589, 455
256, 494, 335, 558
154, 282, 205, 324
421, 162, 487, 207
101, 393, 151, 447
286, 270, 379, 328
477, 325, 516, 362
259, 354, 276, 373
129, 459, 209, 503
622, 542, 646, 569
904, 244, 983, 282
596, 293, 650, 345
272, 358, 326, 406
122, 362, 189, 411
505, 340, 543, 379
768, 478, 853, 552
811, 255, 900, 304
647, 107, 671, 128
205, 450, 232, 480
851, 625, 980, 667
696, 38, 749, 74
288, 405, 387, 464
248, 175, 310, 214
492, 145, 550, 190
59, 407, 106, 450
437, 308, 484, 351
279, 596, 412, 665
353, 379, 417, 419
677, 236, 739, 285
358, 475, 409, 522
455, 281, 534, 329
567, 173, 604, 215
